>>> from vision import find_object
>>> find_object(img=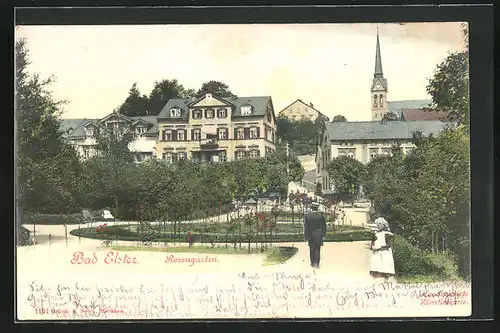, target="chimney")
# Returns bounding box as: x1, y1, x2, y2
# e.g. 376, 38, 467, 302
310, 103, 314, 108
